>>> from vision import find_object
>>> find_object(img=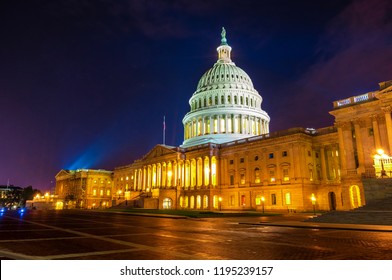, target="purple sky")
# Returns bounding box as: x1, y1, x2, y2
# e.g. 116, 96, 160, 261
1, 0, 391, 192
